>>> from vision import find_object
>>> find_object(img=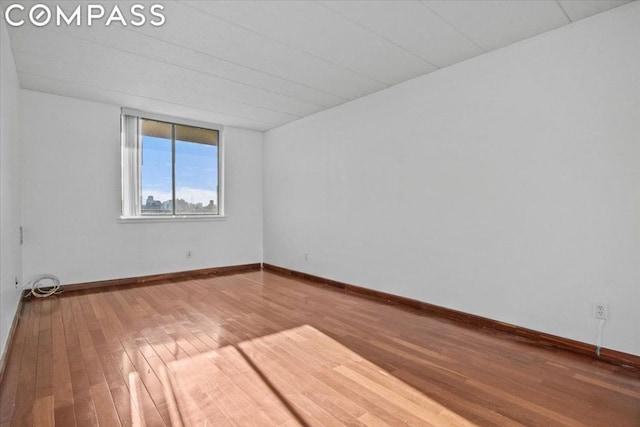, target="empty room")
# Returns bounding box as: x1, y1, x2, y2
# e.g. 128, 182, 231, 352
1, 0, 639, 425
